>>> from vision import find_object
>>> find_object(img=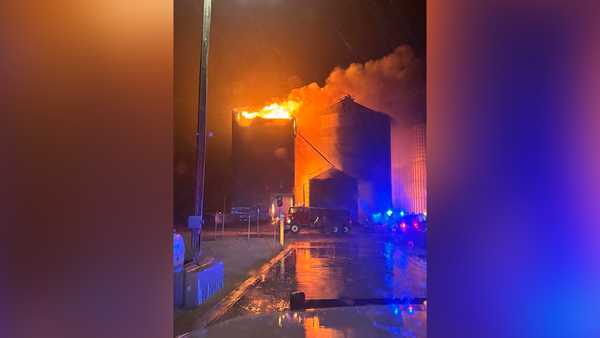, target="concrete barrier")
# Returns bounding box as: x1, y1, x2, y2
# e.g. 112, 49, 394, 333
184, 260, 224, 308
